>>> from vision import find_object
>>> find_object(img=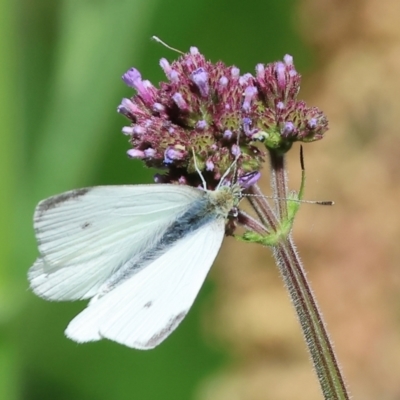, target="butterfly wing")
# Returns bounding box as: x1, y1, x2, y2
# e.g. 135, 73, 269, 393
29, 184, 203, 301
65, 218, 225, 349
